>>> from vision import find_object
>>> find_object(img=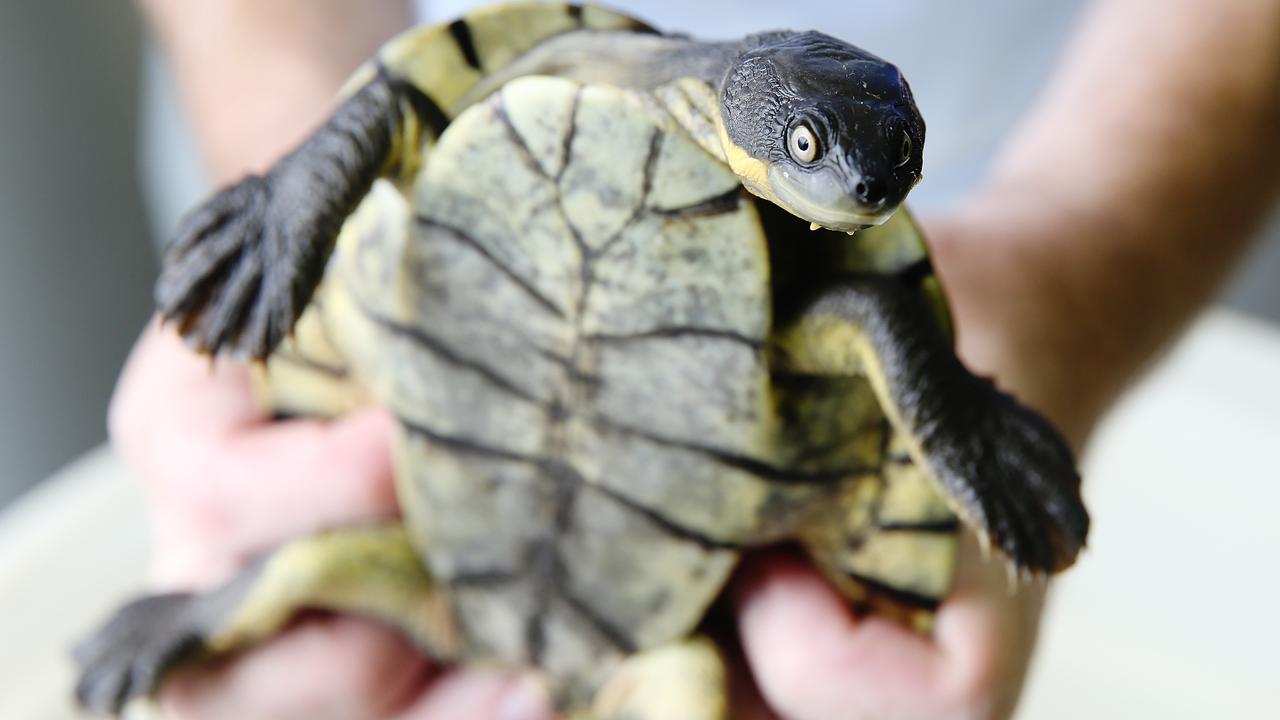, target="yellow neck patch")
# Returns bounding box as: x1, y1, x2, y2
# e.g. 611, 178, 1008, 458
716, 121, 781, 205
